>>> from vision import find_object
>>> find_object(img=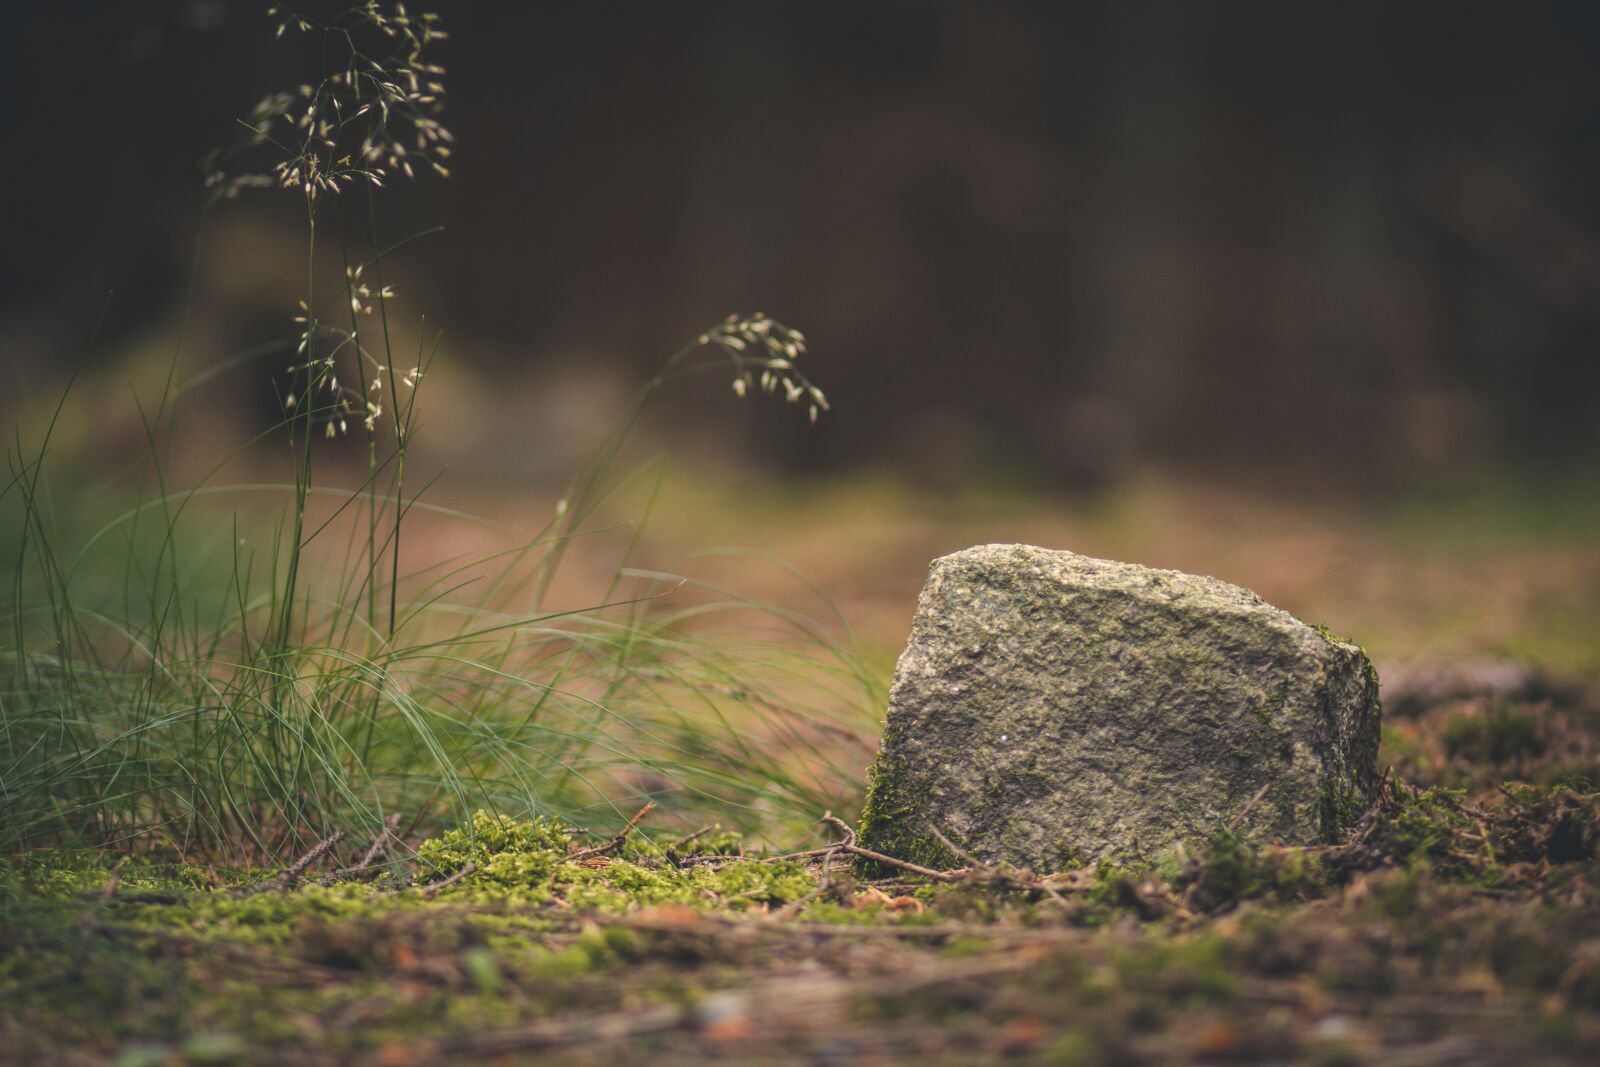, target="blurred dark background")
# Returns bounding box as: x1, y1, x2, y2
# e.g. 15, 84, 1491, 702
6, 0, 1600, 494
